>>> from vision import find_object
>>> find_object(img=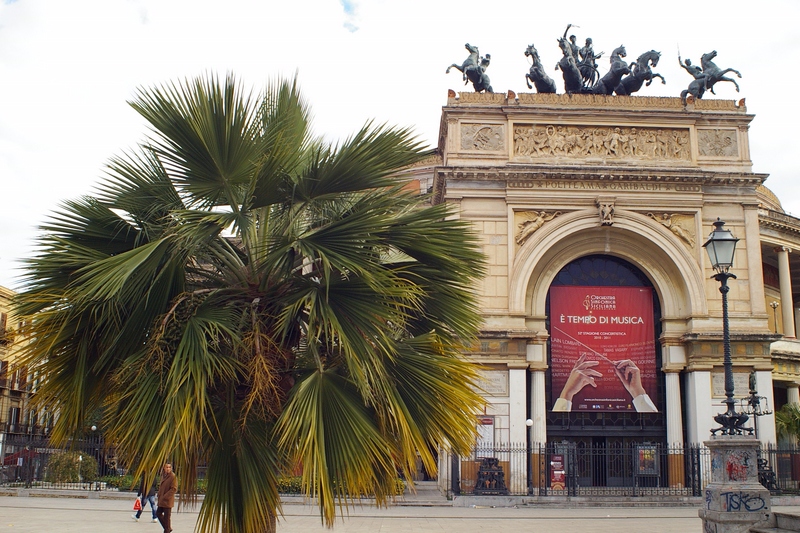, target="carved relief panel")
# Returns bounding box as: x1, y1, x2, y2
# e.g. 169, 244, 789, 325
514, 210, 562, 246
646, 212, 696, 248
697, 129, 739, 158
512, 124, 690, 162
460, 123, 506, 151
